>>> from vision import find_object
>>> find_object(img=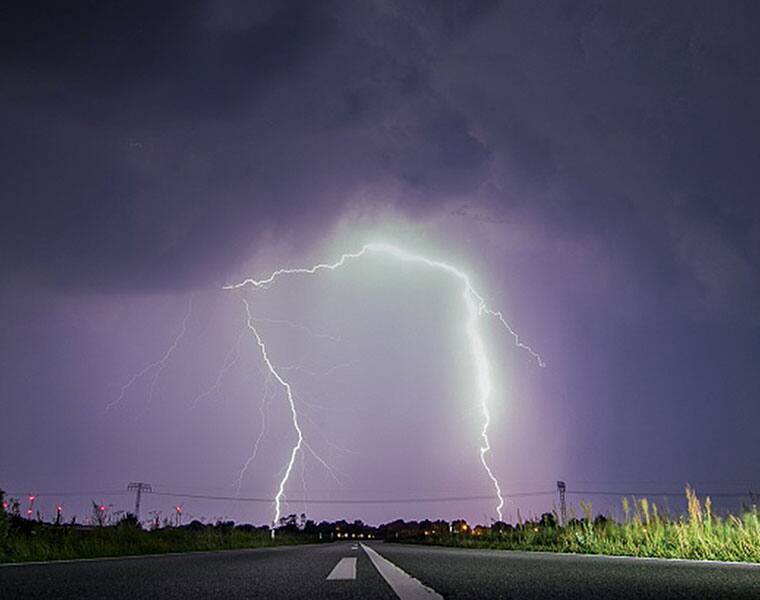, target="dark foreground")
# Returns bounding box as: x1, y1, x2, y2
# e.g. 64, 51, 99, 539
1, 541, 758, 599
